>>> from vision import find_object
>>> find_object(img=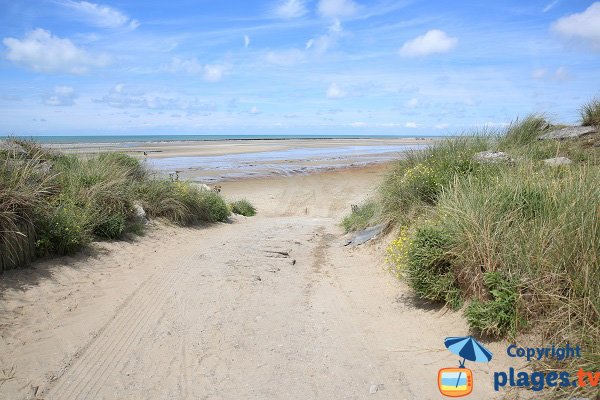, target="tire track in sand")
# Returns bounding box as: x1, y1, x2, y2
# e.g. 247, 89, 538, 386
45, 258, 188, 400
